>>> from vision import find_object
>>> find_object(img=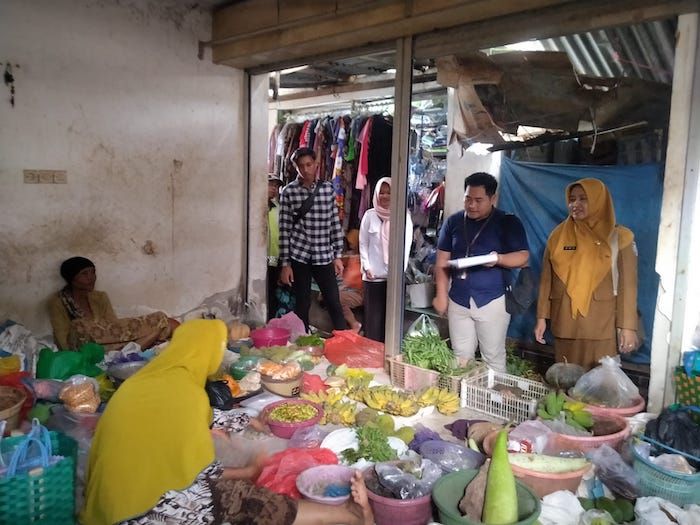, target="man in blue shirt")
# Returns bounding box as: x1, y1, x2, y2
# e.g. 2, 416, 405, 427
433, 172, 529, 372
